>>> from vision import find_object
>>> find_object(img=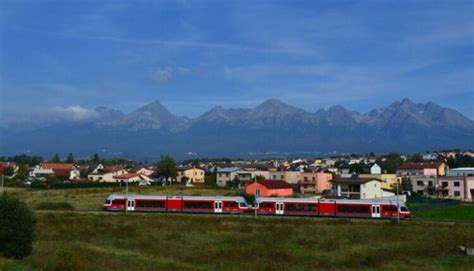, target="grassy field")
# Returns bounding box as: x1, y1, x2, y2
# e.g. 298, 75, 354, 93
4, 186, 236, 211
412, 205, 474, 221
1, 187, 474, 270
1, 212, 474, 271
